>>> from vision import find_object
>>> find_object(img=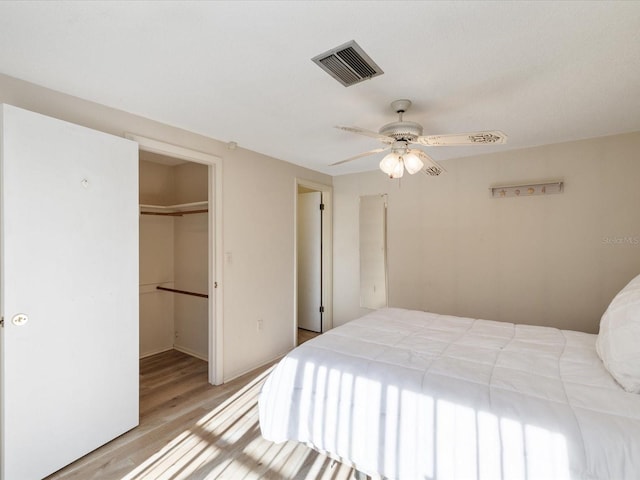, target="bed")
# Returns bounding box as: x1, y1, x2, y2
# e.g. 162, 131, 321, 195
259, 276, 640, 480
